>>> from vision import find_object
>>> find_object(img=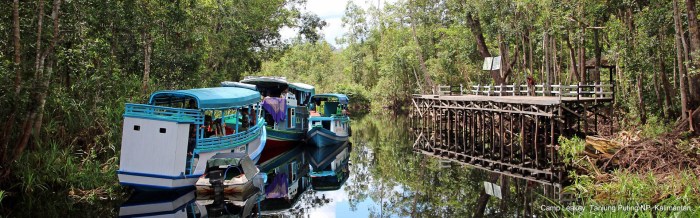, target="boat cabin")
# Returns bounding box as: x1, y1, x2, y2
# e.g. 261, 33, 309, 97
228, 77, 315, 133
308, 94, 350, 135
118, 87, 266, 190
